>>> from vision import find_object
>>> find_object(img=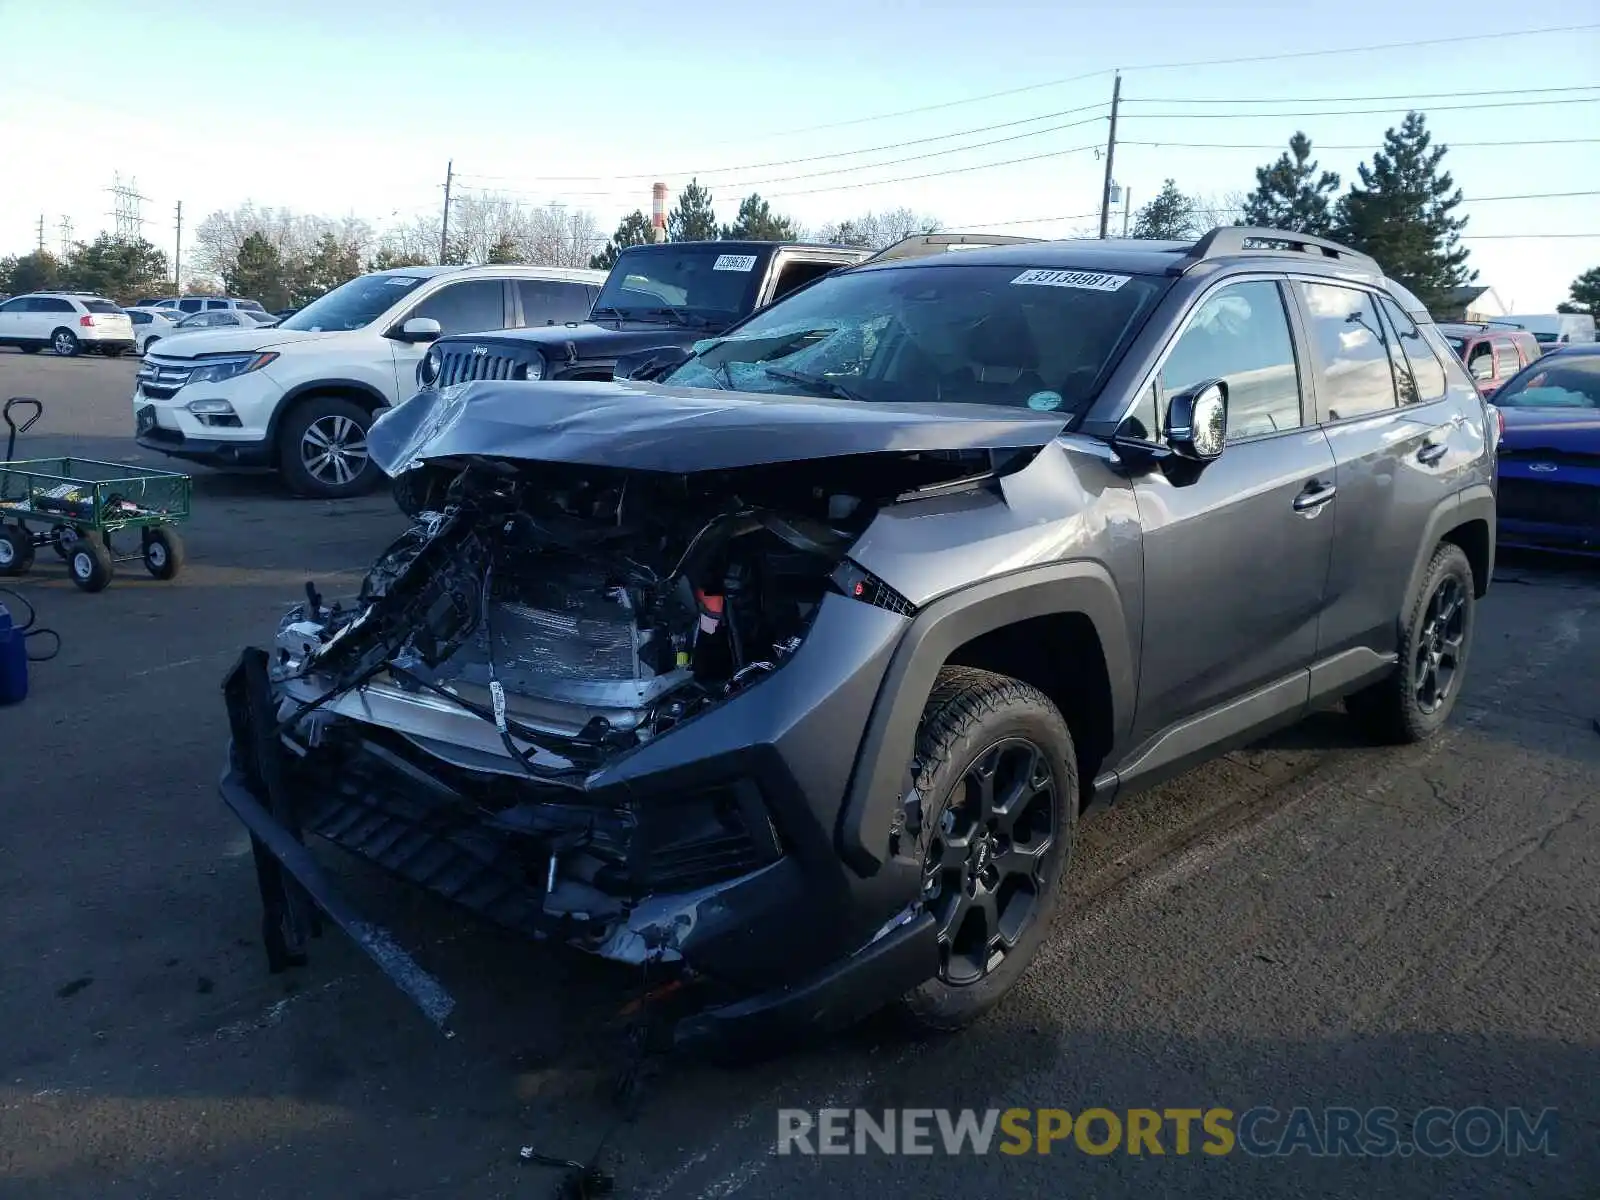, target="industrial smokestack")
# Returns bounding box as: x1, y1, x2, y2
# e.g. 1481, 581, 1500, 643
651, 182, 668, 243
